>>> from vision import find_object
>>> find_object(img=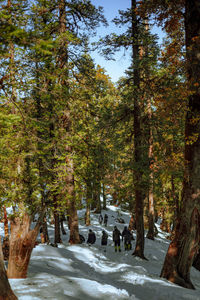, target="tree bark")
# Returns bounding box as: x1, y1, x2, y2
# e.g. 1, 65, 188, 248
131, 0, 146, 259
146, 98, 155, 240
41, 215, 50, 243
0, 238, 18, 300
128, 214, 136, 231
7, 213, 42, 278
66, 148, 80, 244
94, 180, 101, 213
2, 206, 10, 260
85, 206, 91, 226
54, 206, 62, 244
3, 206, 9, 238
102, 182, 107, 210
60, 214, 66, 235
58, 0, 80, 245
85, 182, 91, 225
111, 191, 118, 205
160, 0, 200, 289
160, 207, 171, 233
